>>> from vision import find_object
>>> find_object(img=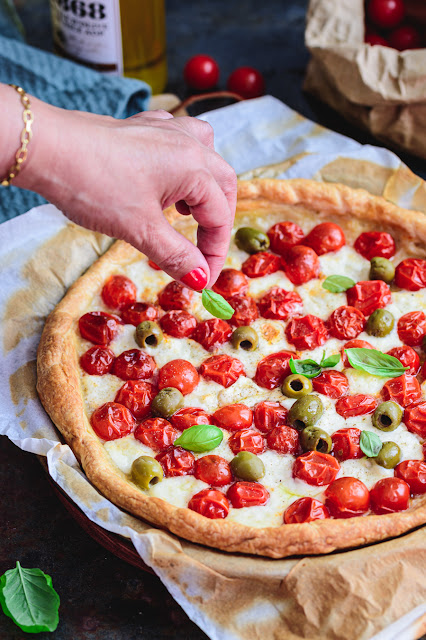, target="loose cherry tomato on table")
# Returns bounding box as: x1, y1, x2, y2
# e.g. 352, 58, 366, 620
228, 429, 265, 455
241, 252, 281, 278
381, 373, 421, 407
188, 489, 229, 519
367, 0, 405, 29
80, 346, 115, 375
199, 354, 245, 387
293, 451, 340, 486
254, 351, 295, 389
228, 295, 259, 327
354, 231, 396, 260
285, 315, 328, 351
346, 280, 392, 316
331, 428, 363, 461
282, 245, 320, 285
389, 24, 422, 50
91, 402, 136, 440
184, 54, 219, 90
79, 311, 121, 345
155, 446, 195, 477
266, 426, 299, 455
170, 407, 211, 431
226, 66, 265, 99
312, 371, 349, 399
158, 281, 193, 311
302, 222, 345, 255
394, 460, 426, 494
115, 380, 156, 420
341, 340, 375, 367
212, 404, 253, 431
159, 310, 197, 338
194, 455, 232, 486
283, 497, 330, 524
134, 417, 179, 452
397, 311, 426, 346
387, 346, 420, 375
112, 349, 156, 380
336, 394, 377, 418
101, 275, 137, 310
226, 481, 269, 508
404, 401, 426, 438
211, 269, 248, 299
370, 477, 410, 514
325, 477, 370, 518
121, 302, 158, 326
257, 287, 303, 321
267, 221, 305, 257
254, 401, 288, 433
395, 259, 426, 291
328, 305, 366, 340
158, 359, 199, 395
365, 31, 390, 46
